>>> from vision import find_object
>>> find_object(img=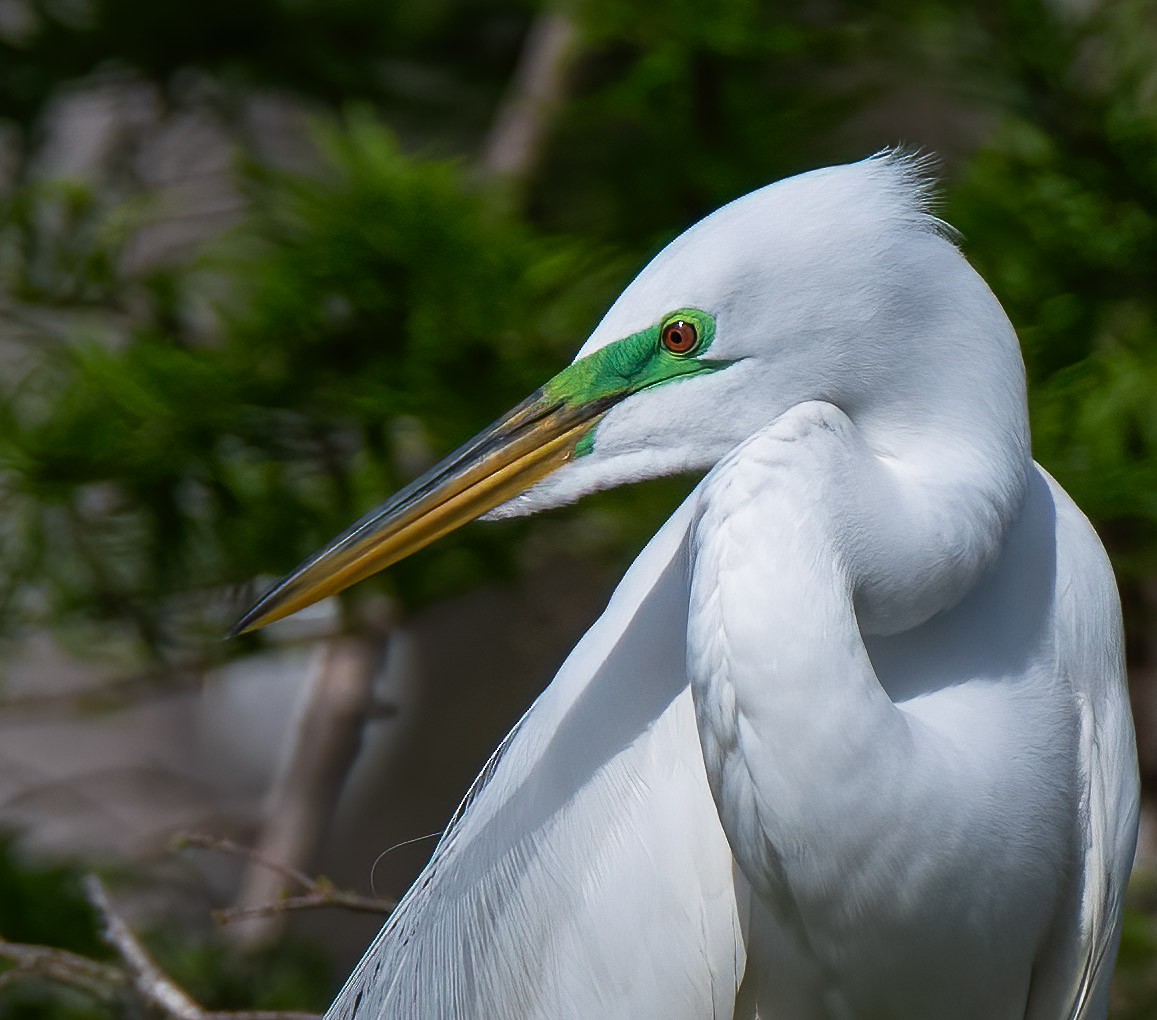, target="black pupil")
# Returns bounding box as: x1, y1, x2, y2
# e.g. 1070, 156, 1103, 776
667, 322, 695, 350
